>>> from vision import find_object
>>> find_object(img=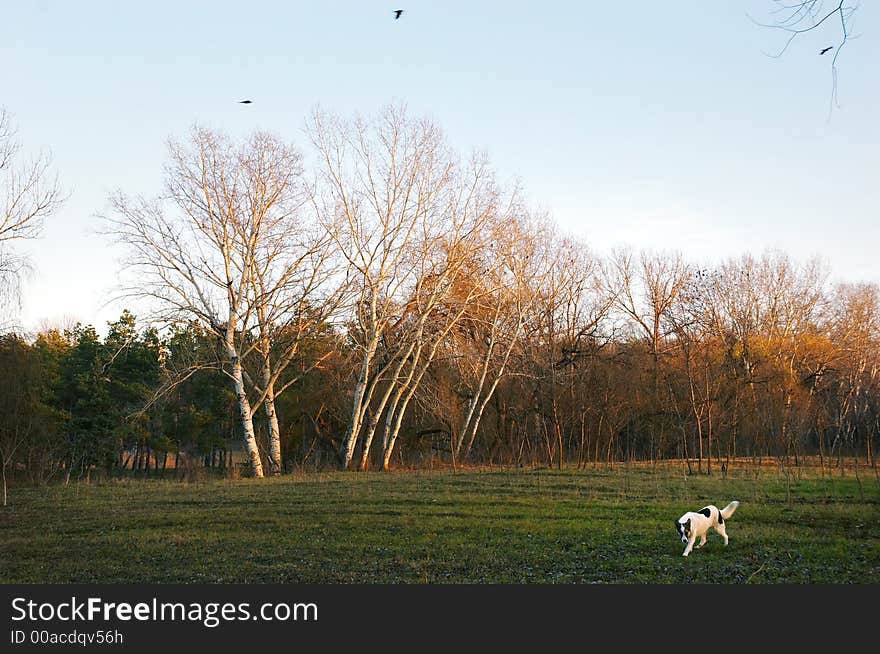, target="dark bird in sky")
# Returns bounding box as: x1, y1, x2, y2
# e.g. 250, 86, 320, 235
820, 46, 834, 55
239, 100, 253, 104
394, 9, 404, 19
